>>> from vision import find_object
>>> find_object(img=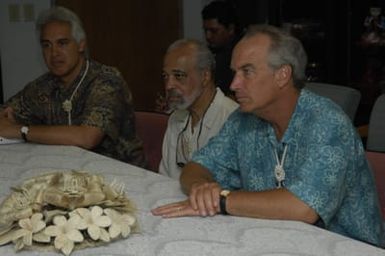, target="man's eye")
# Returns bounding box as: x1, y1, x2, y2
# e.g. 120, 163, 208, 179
243, 68, 254, 76
161, 73, 168, 80
174, 73, 185, 81
162, 71, 187, 82
41, 42, 50, 48
59, 41, 67, 46
206, 29, 218, 34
